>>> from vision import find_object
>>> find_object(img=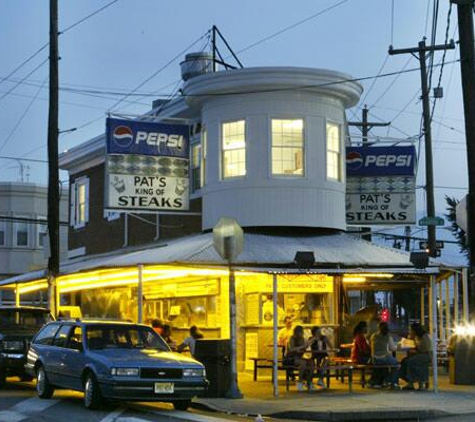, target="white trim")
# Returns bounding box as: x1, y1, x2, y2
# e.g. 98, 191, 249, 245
73, 177, 90, 229
68, 246, 86, 259
221, 118, 247, 180
37, 216, 47, 249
